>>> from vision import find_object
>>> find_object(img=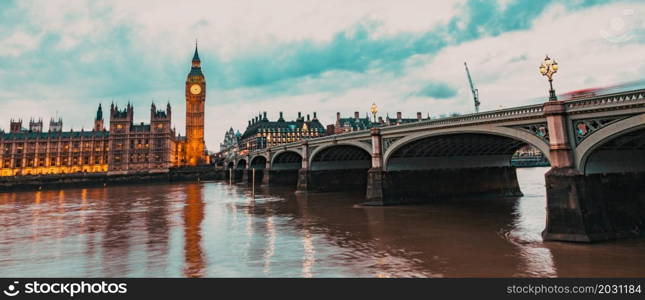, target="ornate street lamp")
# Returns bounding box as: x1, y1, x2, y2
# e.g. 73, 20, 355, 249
539, 55, 559, 101
370, 102, 378, 123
